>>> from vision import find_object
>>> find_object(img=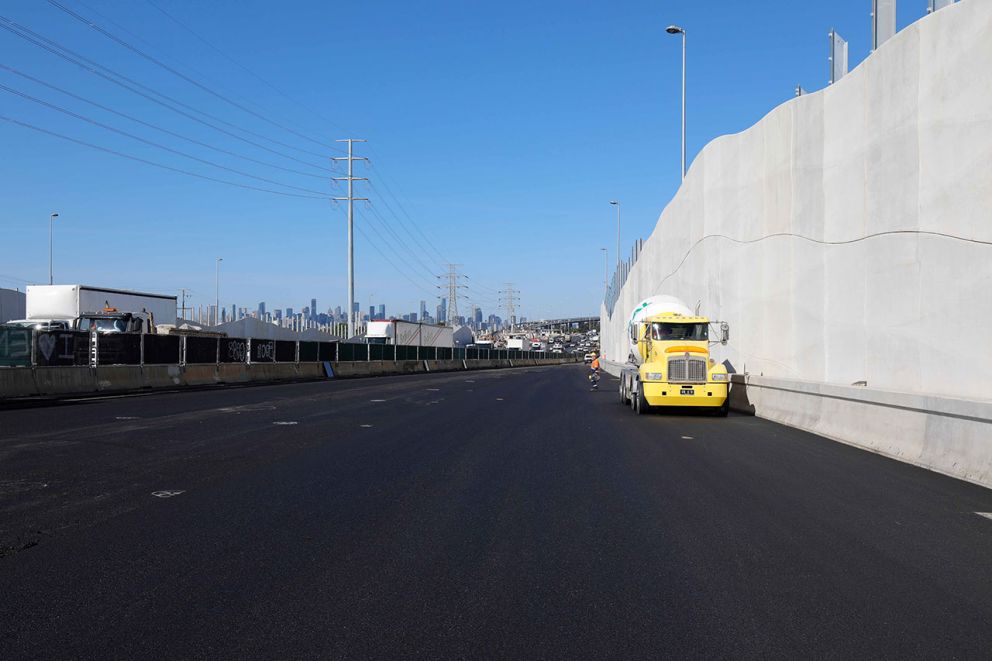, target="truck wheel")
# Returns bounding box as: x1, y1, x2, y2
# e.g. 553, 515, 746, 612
619, 379, 627, 405
636, 387, 650, 415
630, 382, 638, 411
714, 398, 730, 417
